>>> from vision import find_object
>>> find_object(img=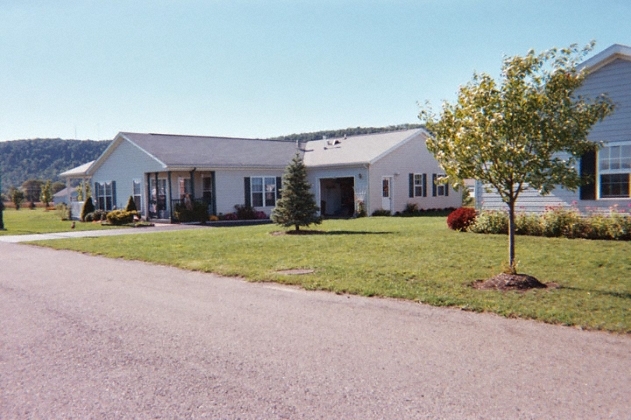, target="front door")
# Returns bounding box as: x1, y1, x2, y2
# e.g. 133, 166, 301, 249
381, 177, 392, 212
